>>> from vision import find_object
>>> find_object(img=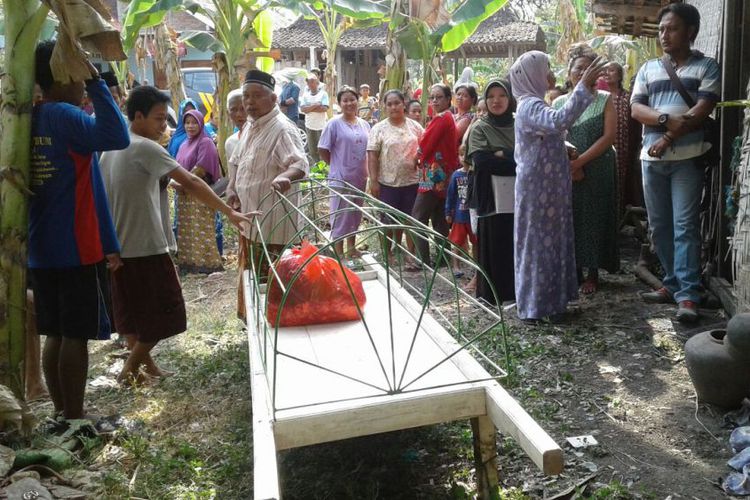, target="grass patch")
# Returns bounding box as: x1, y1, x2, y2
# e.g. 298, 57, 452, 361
80, 276, 253, 499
